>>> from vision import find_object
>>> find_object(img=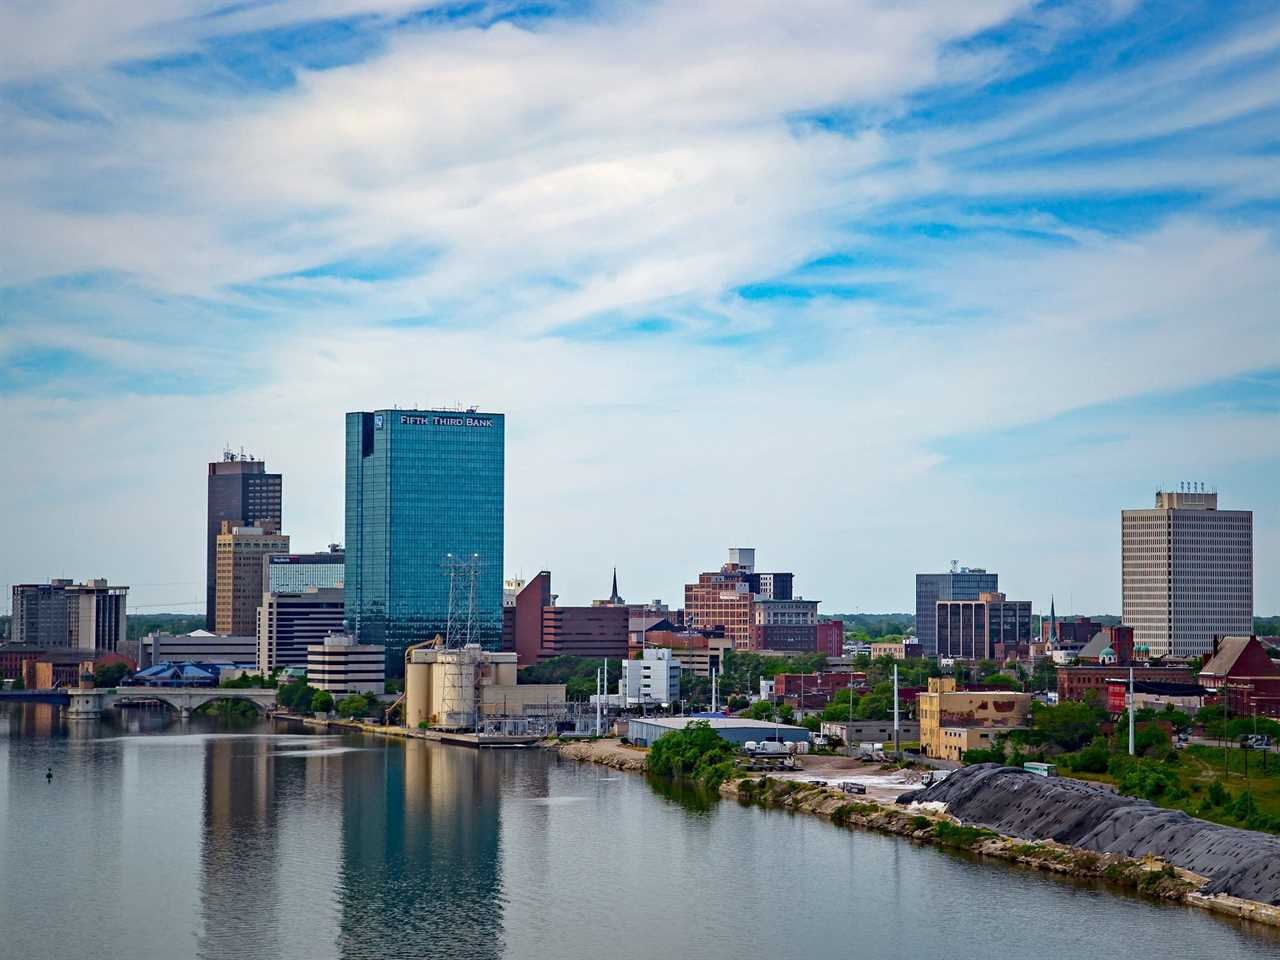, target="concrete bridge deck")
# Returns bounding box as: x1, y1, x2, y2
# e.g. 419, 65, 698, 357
0, 686, 277, 719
